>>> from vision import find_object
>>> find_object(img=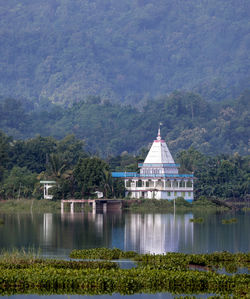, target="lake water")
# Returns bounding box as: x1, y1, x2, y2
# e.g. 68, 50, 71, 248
0, 210, 249, 298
